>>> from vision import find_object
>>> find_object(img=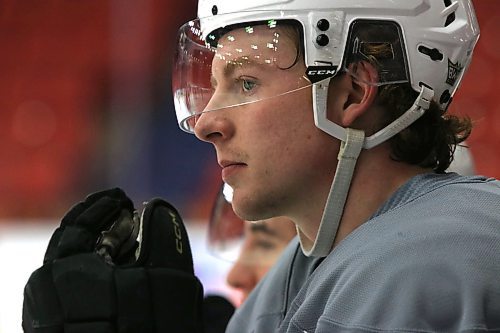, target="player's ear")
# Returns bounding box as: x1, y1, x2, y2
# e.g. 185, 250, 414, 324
339, 61, 378, 127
